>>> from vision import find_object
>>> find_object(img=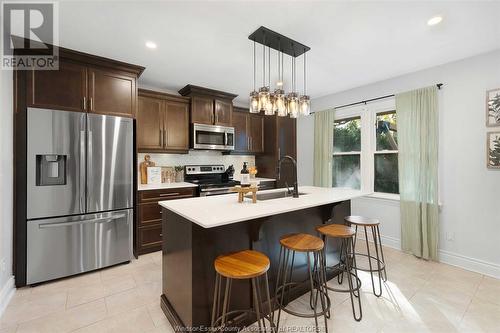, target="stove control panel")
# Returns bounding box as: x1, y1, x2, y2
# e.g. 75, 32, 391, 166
185, 165, 225, 175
